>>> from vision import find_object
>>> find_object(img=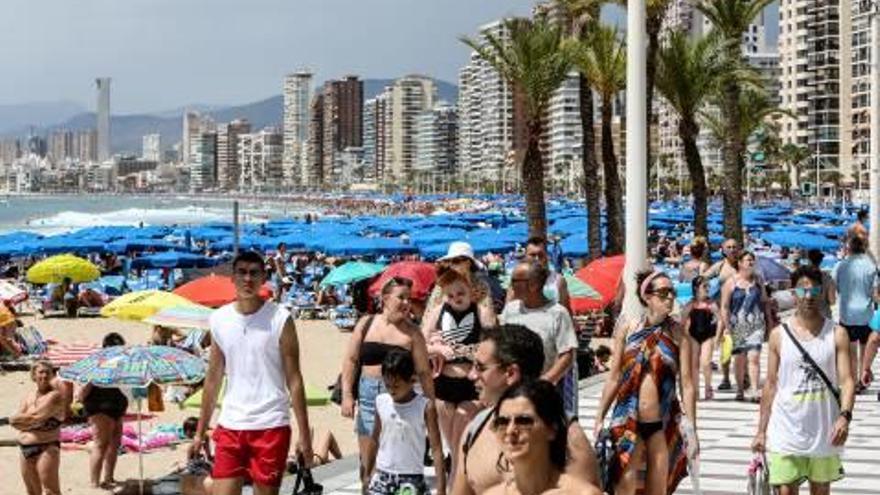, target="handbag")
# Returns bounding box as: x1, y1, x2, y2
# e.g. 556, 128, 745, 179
747, 454, 771, 495
594, 426, 616, 494
289, 453, 323, 495
330, 315, 374, 405
781, 323, 841, 407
